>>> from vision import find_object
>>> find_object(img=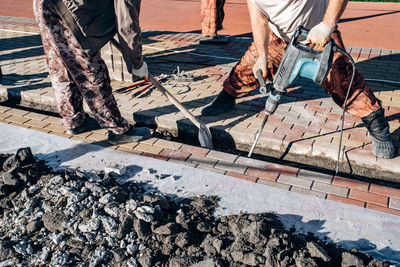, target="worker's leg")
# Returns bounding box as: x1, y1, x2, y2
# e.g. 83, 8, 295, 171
34, 0, 86, 131
34, 0, 130, 135
322, 30, 394, 158
202, 29, 287, 116
216, 0, 226, 32
201, 0, 218, 36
